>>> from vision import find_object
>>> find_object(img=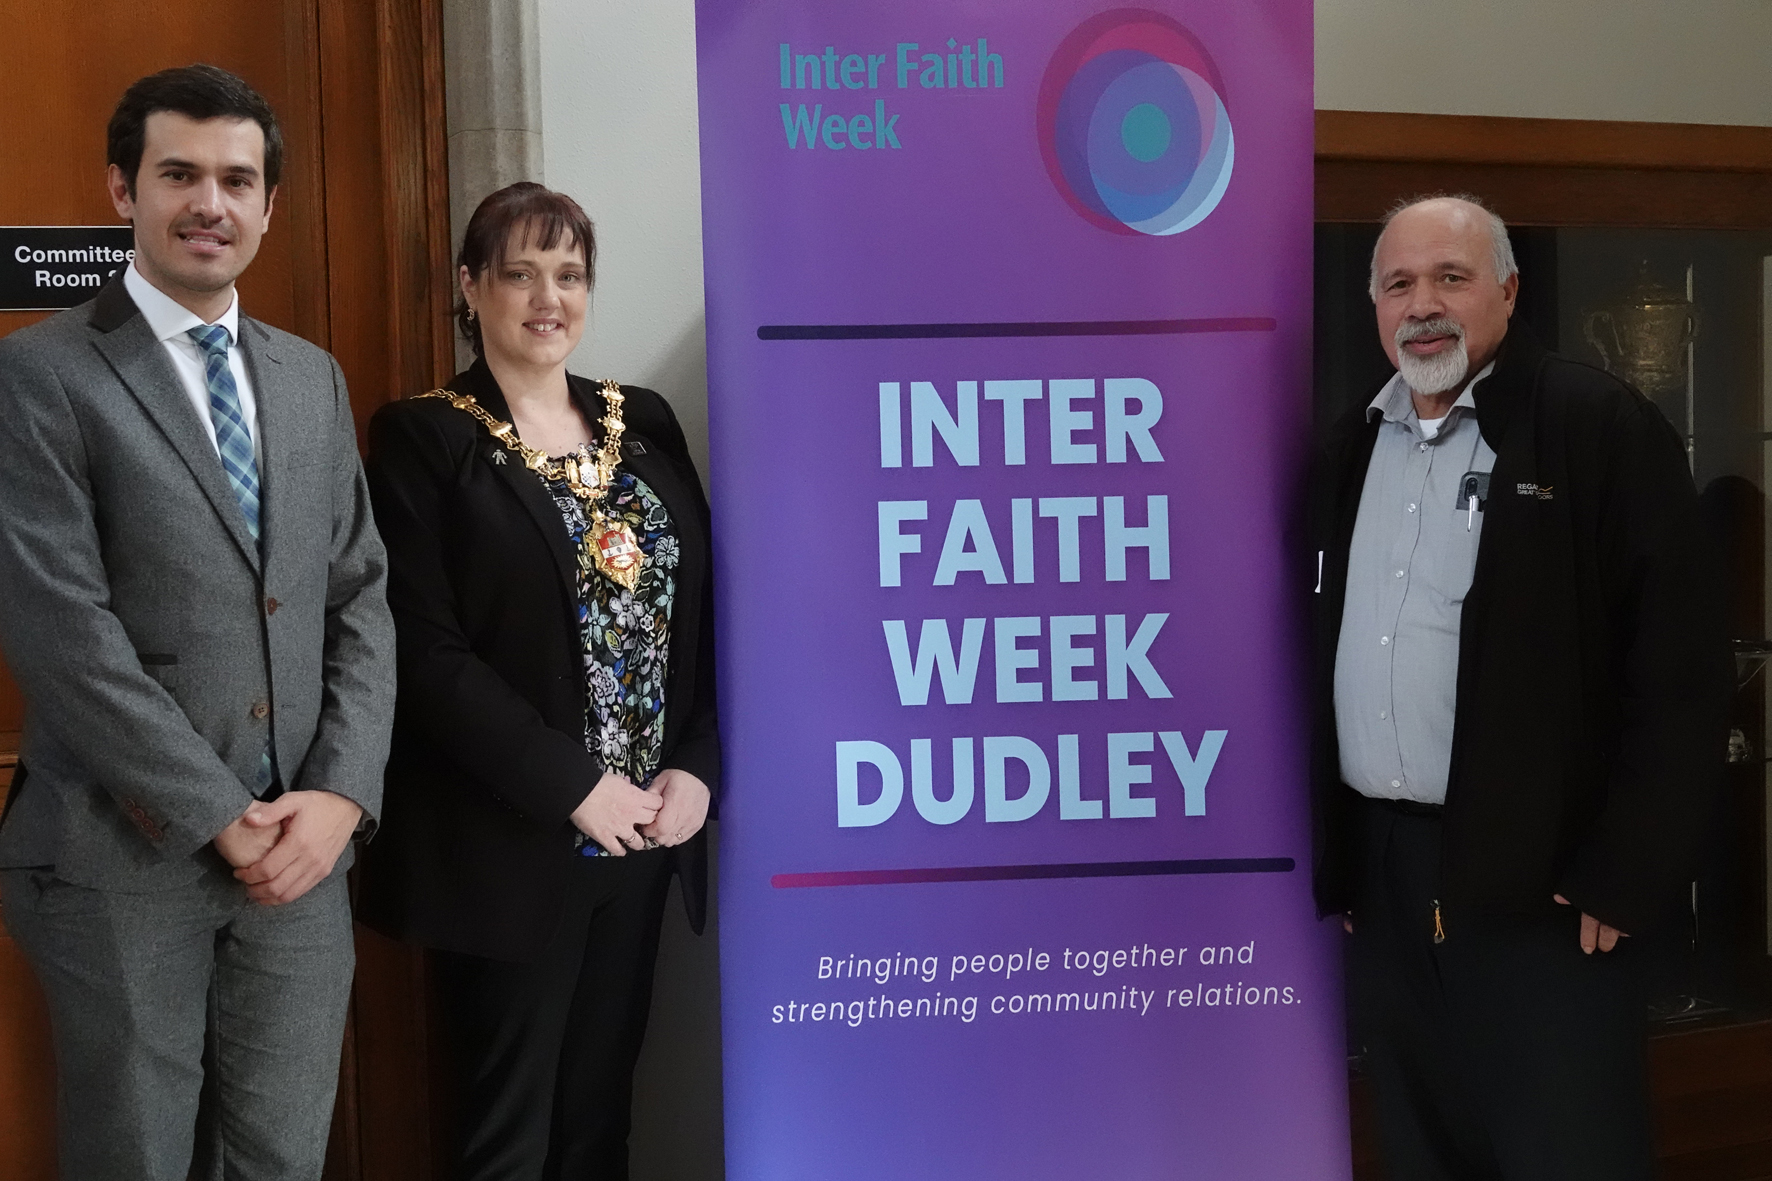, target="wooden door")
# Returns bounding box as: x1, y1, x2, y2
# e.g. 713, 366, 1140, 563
0, 4, 452, 1178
